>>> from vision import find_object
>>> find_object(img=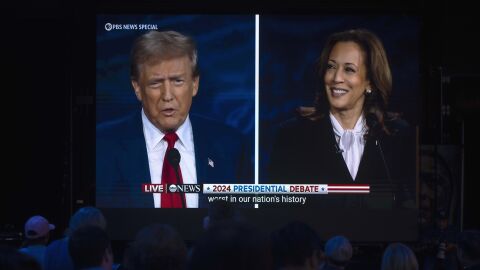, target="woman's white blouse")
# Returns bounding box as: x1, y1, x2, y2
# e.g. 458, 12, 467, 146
329, 113, 367, 180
